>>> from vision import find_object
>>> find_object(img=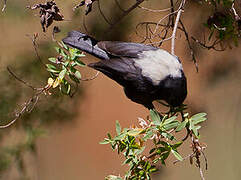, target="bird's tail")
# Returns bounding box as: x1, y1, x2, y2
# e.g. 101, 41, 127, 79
62, 31, 110, 60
